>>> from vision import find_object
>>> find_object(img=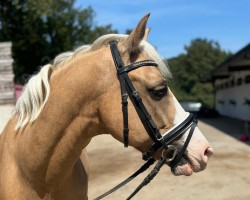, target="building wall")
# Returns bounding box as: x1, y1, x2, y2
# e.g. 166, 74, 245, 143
215, 70, 250, 120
